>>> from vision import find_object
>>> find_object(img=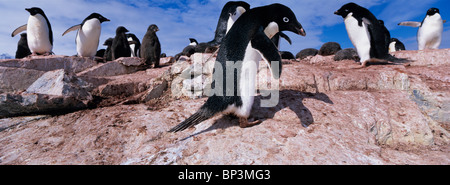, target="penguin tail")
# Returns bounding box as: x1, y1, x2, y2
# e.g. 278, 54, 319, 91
168, 108, 215, 133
